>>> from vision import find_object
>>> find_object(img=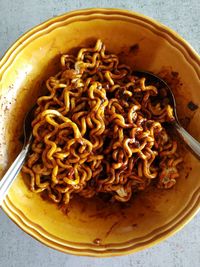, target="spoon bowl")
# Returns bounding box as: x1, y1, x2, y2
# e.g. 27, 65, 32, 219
134, 70, 200, 158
